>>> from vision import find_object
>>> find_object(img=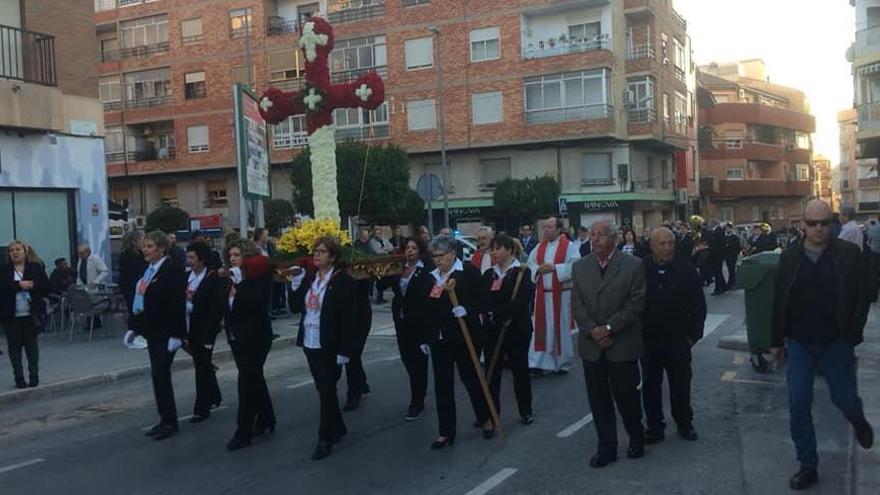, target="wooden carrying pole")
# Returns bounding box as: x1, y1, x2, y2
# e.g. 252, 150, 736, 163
445, 279, 504, 439
486, 270, 524, 381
